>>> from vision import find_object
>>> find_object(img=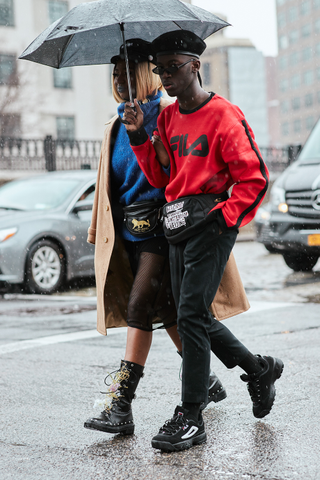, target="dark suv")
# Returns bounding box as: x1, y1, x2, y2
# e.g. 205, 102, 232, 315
255, 119, 320, 272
